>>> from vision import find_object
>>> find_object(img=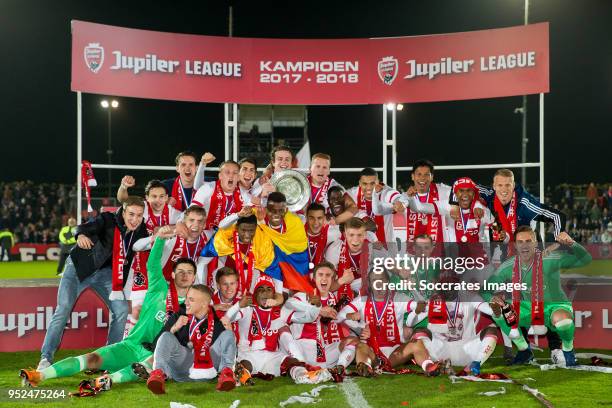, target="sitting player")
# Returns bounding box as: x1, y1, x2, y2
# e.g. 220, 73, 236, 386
285, 262, 360, 376
336, 271, 441, 377
146, 285, 237, 394
229, 276, 332, 384
409, 275, 499, 375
